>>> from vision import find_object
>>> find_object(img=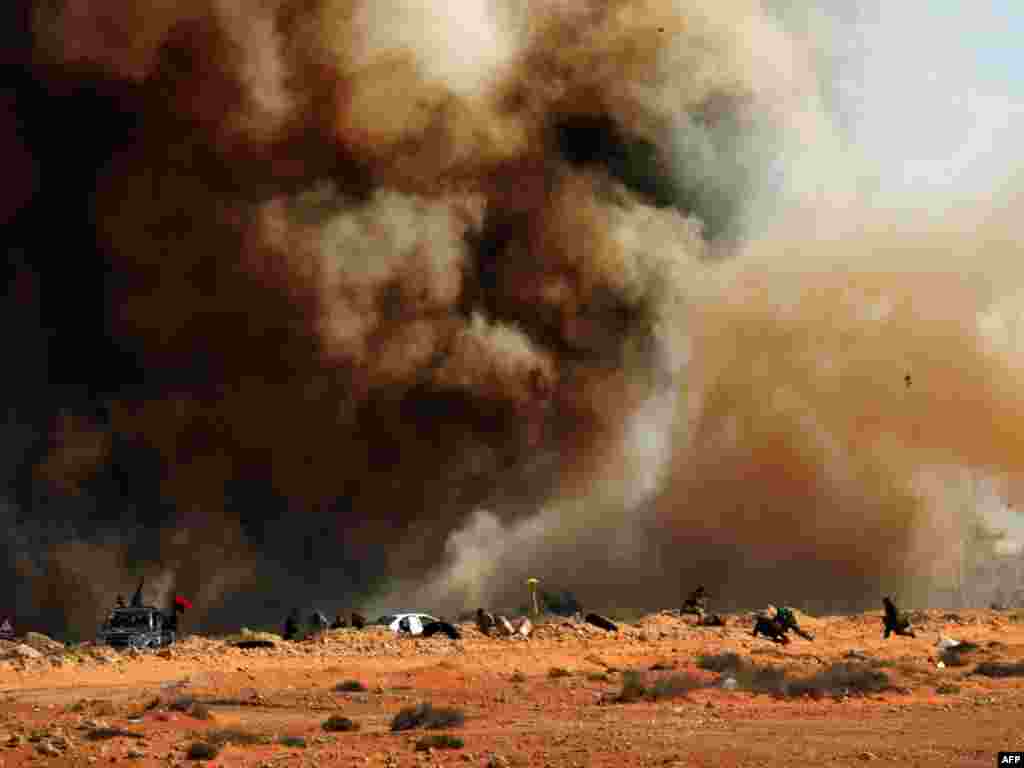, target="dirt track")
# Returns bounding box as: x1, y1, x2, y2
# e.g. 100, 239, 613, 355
1, 609, 1022, 767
